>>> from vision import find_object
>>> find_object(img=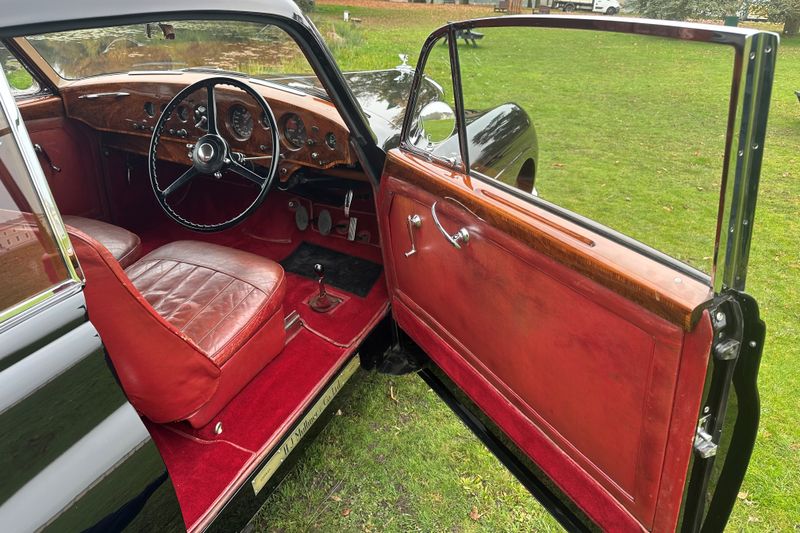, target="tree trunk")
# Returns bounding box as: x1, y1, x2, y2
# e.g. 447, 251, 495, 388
785, 15, 800, 36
